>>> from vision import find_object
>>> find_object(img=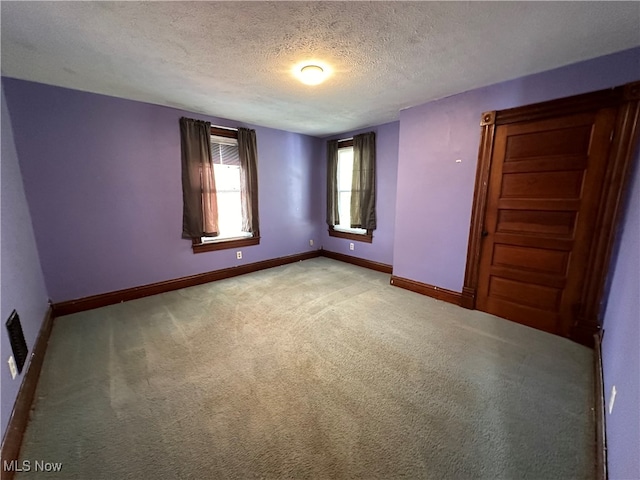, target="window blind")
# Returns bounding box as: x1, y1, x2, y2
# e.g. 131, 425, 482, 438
211, 135, 240, 166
